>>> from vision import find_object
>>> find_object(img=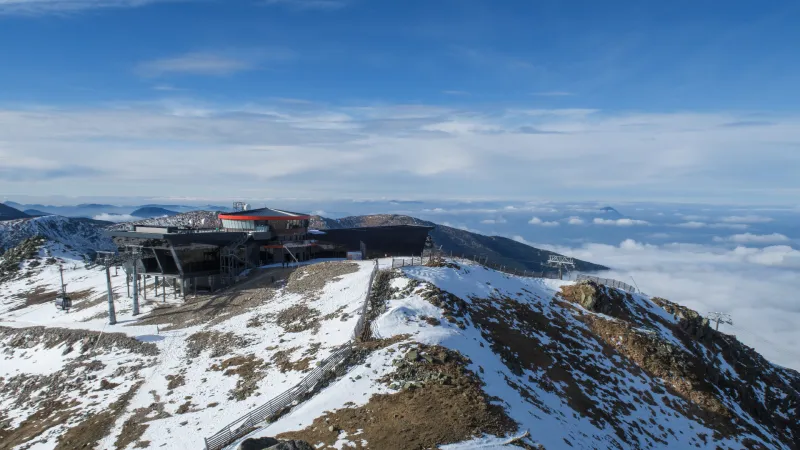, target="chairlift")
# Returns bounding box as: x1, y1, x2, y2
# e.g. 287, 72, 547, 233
55, 265, 71, 310
55, 293, 72, 311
